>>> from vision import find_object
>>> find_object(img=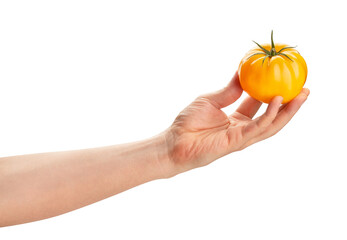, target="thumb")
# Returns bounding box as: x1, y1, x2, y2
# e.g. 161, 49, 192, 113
200, 72, 243, 109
